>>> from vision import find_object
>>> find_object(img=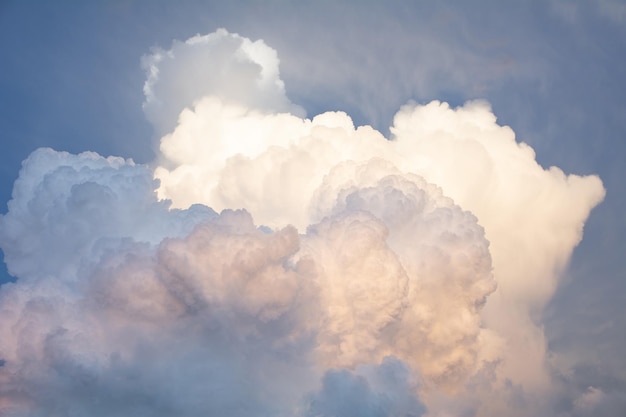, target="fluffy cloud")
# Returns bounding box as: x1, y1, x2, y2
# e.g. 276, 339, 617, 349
142, 28, 305, 135
0, 29, 605, 417
304, 357, 425, 417
0, 146, 481, 416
